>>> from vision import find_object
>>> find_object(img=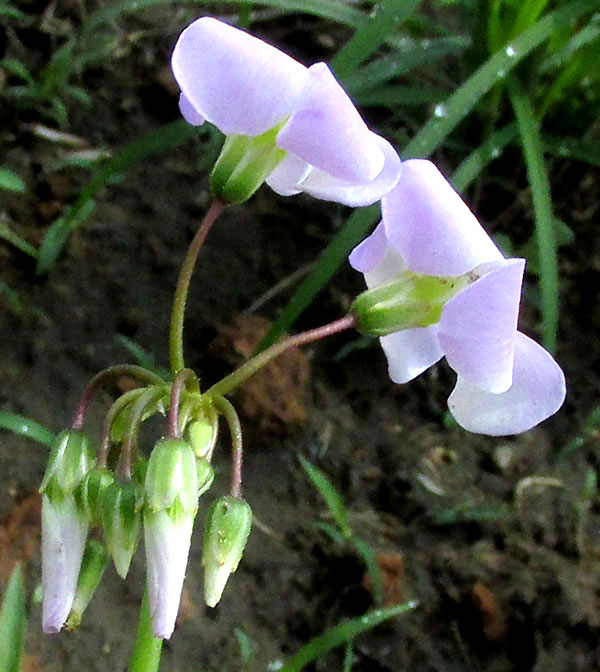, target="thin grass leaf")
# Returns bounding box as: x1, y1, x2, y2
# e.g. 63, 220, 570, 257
508, 76, 558, 352
342, 37, 467, 94
0, 411, 56, 447
279, 602, 418, 672
0, 168, 26, 194
451, 123, 518, 192
403, 0, 599, 159
0, 58, 36, 86
0, 221, 37, 257
544, 135, 600, 167
0, 565, 27, 672
0, 5, 29, 20
116, 335, 171, 380
83, 0, 365, 35
558, 407, 600, 460
433, 504, 511, 525
350, 535, 383, 605
36, 120, 201, 274
0, 281, 23, 314
354, 84, 447, 108
331, 0, 423, 79
299, 455, 351, 537
511, 0, 552, 39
